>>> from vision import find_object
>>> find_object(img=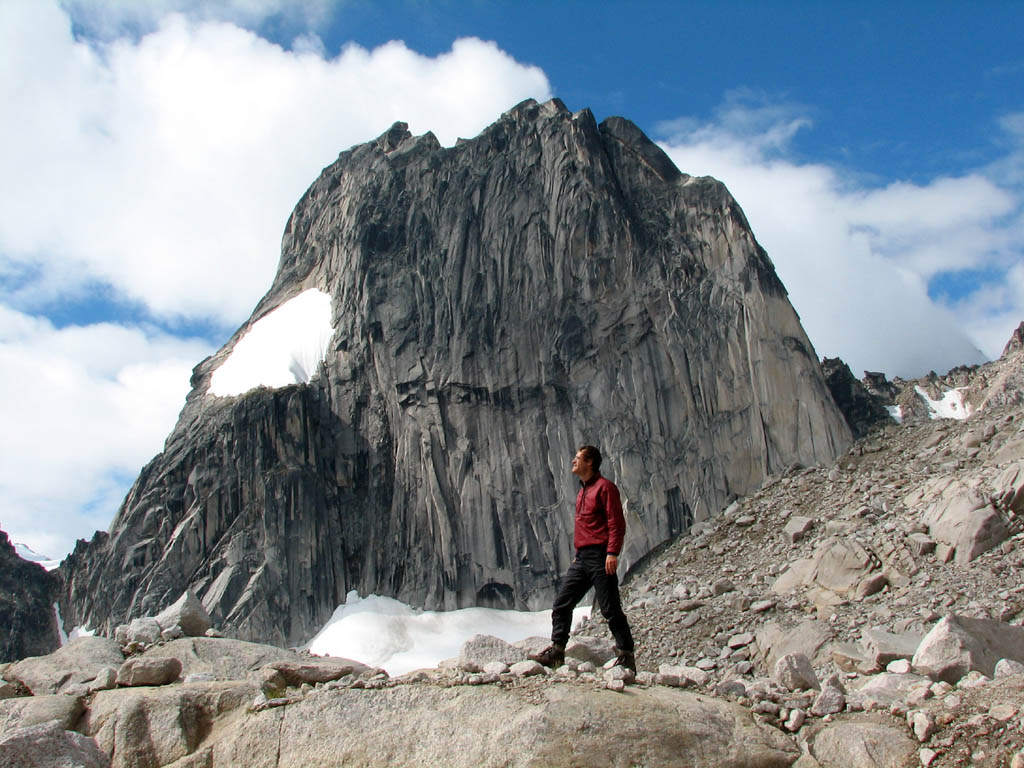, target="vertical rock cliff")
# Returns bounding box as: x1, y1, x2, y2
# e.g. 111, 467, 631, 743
60, 99, 851, 646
